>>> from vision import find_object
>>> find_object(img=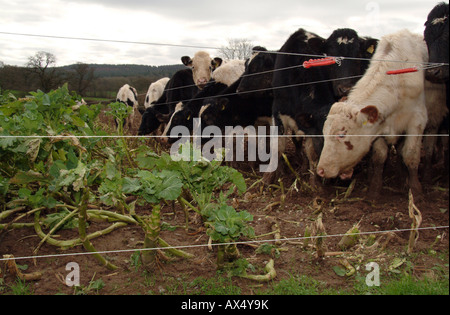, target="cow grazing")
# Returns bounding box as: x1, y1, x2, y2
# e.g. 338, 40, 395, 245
424, 2, 449, 83
199, 77, 272, 168
324, 28, 378, 100
138, 69, 198, 136
317, 29, 444, 198
266, 28, 336, 185
144, 77, 170, 109
116, 84, 140, 132
161, 59, 246, 143
182, 51, 222, 89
